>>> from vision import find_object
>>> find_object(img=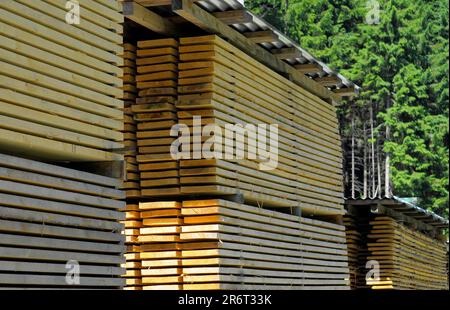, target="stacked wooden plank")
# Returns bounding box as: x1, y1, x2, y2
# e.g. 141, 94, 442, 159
343, 216, 359, 289
134, 199, 349, 290
138, 201, 183, 290
343, 215, 370, 289
133, 39, 181, 198
122, 203, 143, 290
366, 216, 448, 290
0, 154, 126, 288
175, 35, 344, 214
121, 43, 140, 199
0, 0, 124, 162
